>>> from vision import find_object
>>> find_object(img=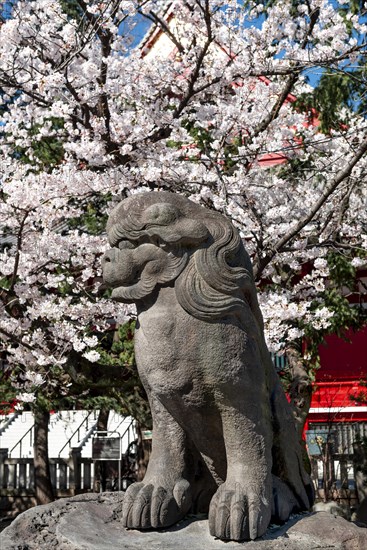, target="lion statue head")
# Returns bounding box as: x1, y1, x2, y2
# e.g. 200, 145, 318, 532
103, 191, 262, 325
